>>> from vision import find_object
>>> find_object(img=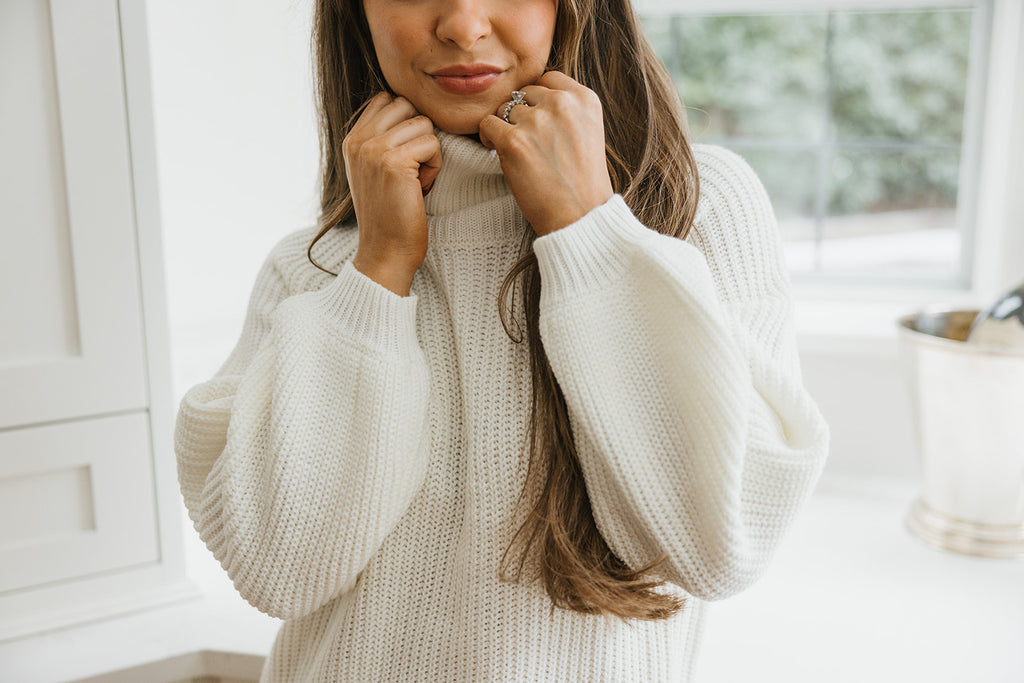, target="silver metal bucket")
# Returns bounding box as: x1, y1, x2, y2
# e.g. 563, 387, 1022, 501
897, 308, 1024, 559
